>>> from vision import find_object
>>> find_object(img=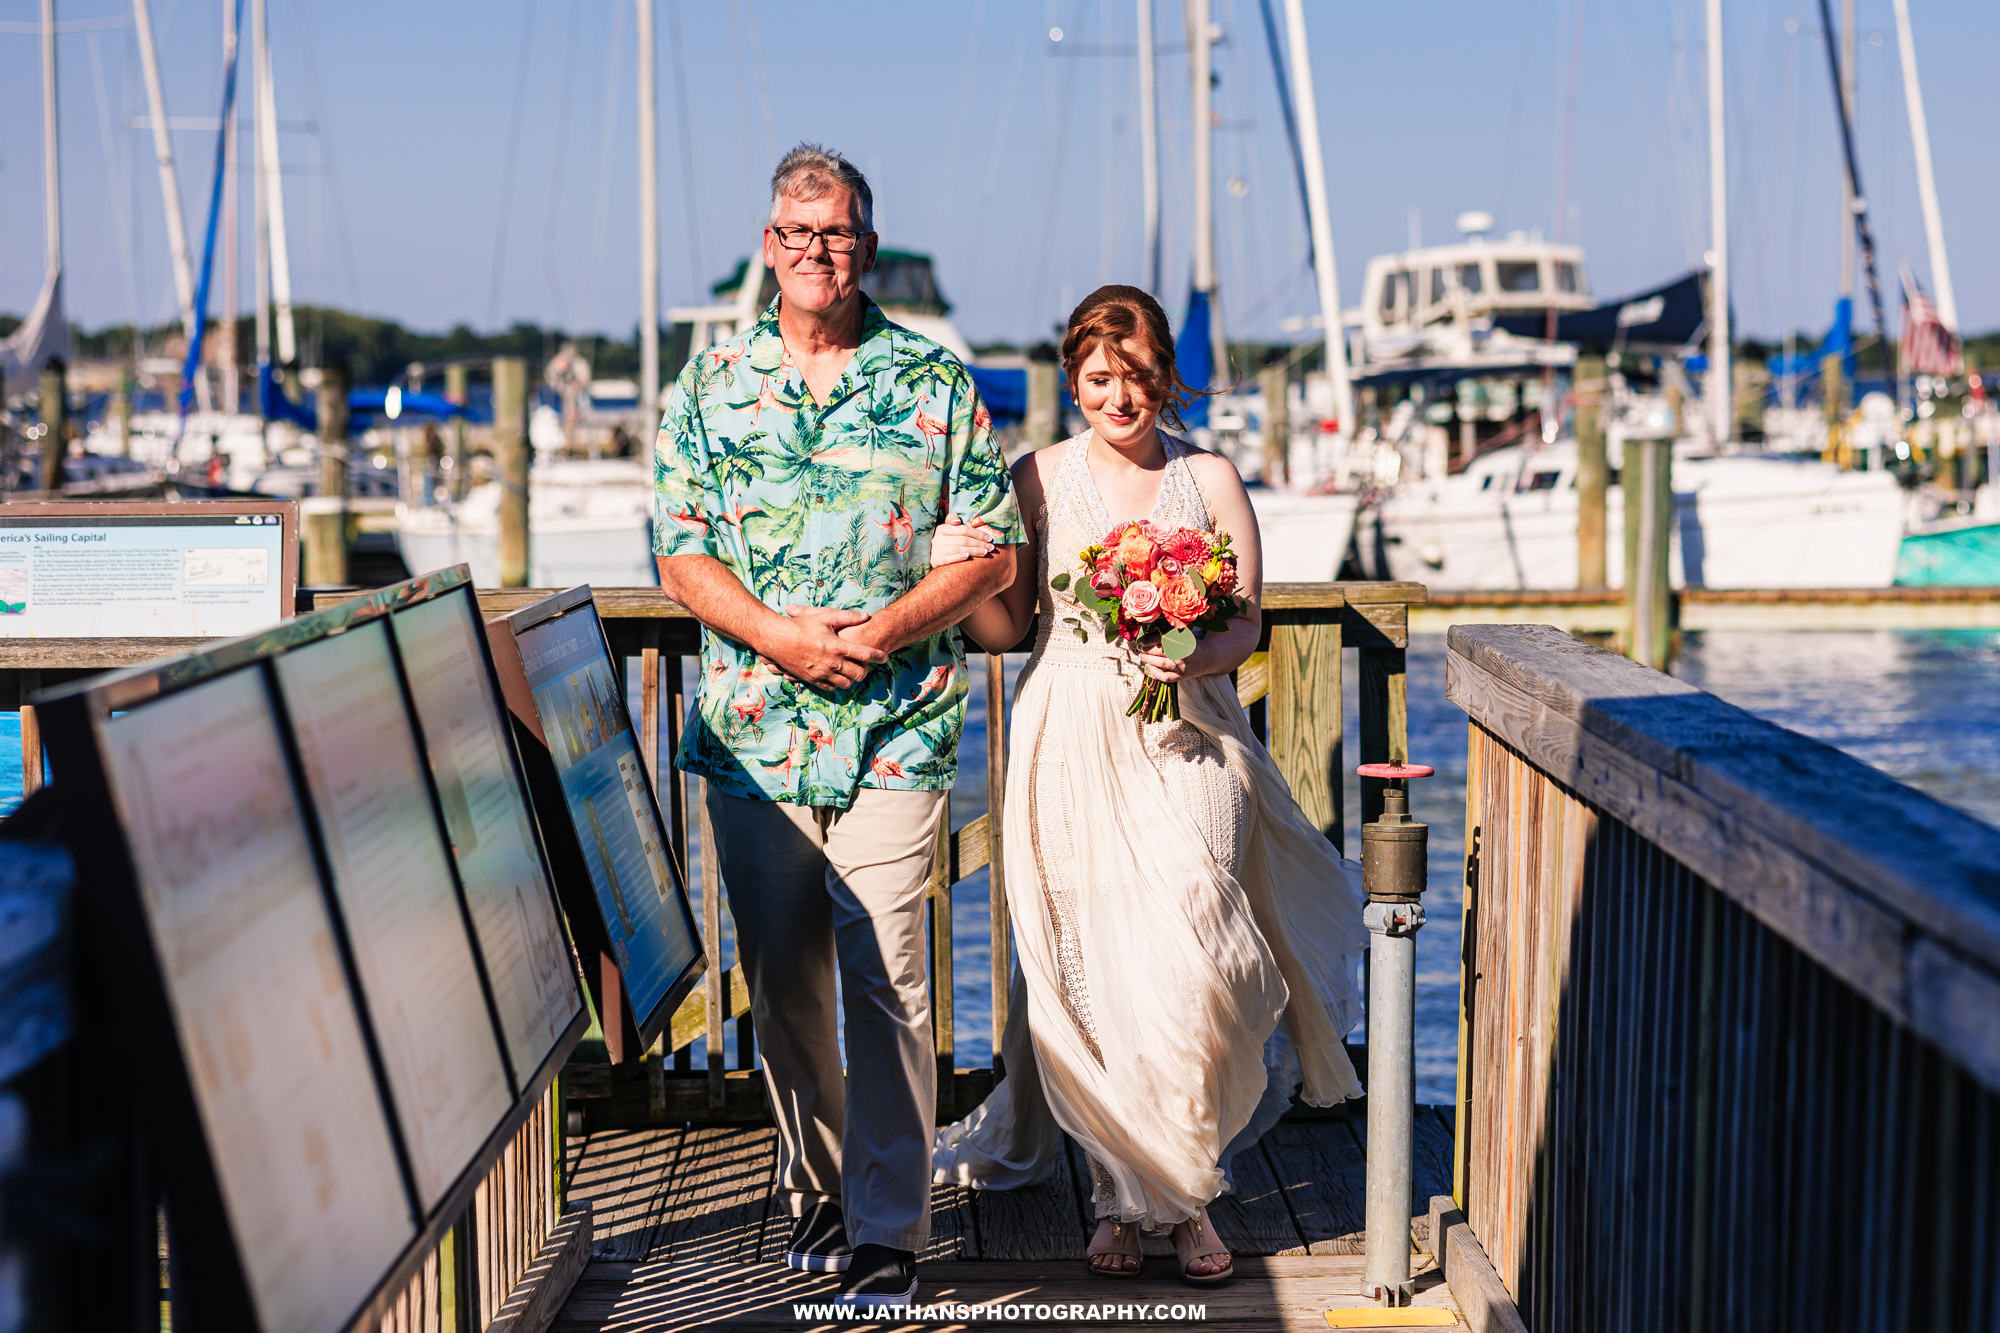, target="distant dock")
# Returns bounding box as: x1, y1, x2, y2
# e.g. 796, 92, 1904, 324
1411, 585, 2000, 633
